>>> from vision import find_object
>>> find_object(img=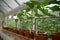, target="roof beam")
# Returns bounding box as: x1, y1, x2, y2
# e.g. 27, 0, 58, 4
5, 5, 27, 16
1, 5, 8, 12
14, 0, 21, 6
2, 0, 12, 9
0, 0, 11, 12
0, 10, 5, 14
0, 10, 5, 17
0, 6, 7, 13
